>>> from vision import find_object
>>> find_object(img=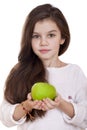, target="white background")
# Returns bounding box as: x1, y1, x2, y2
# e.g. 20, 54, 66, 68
0, 0, 87, 129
